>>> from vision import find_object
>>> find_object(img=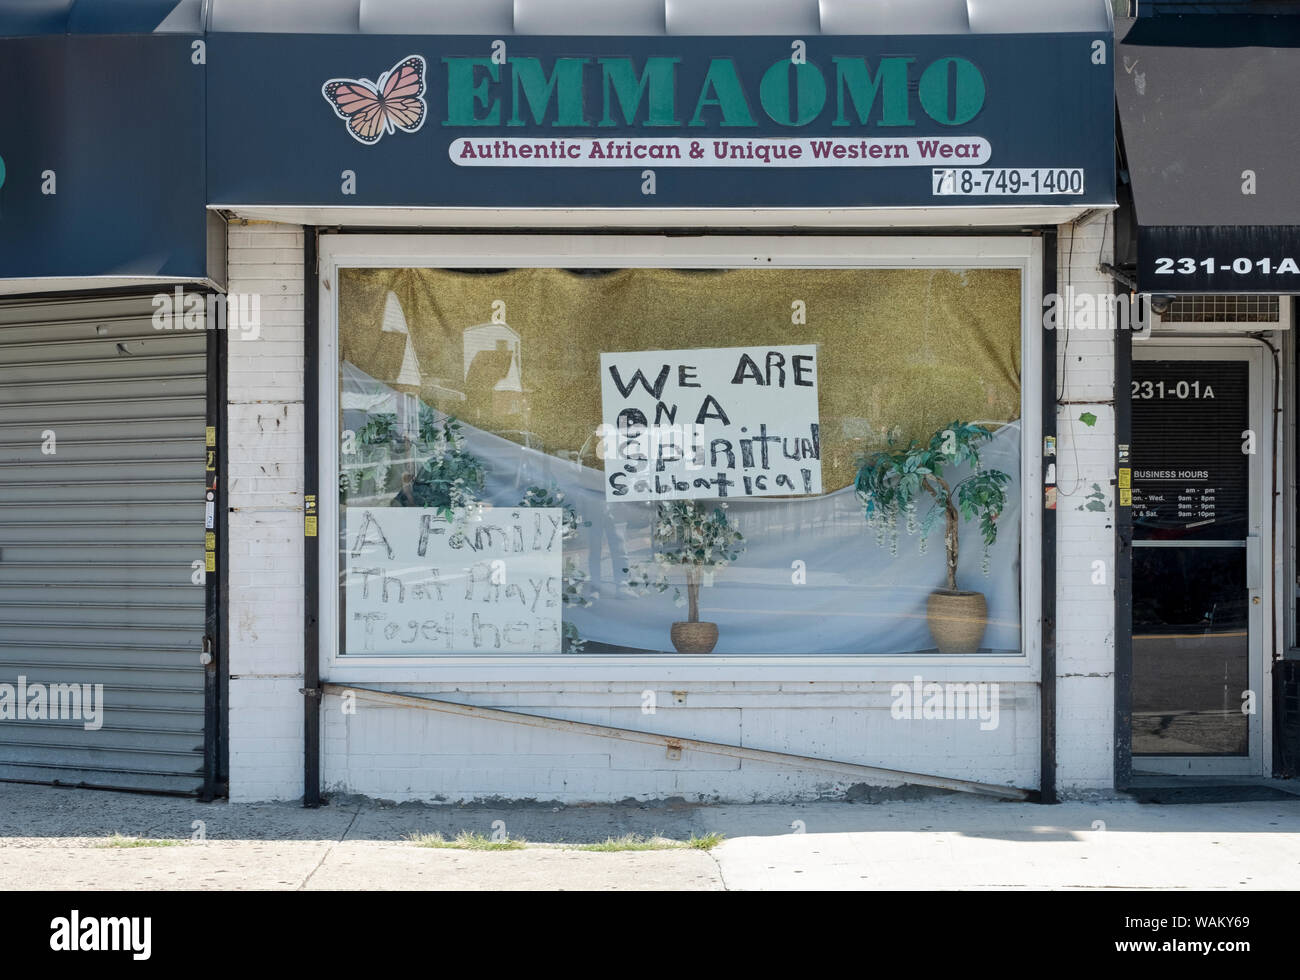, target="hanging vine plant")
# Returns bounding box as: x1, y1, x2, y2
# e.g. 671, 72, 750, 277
854, 420, 1010, 591
519, 484, 595, 653
343, 406, 488, 522
394, 409, 486, 518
